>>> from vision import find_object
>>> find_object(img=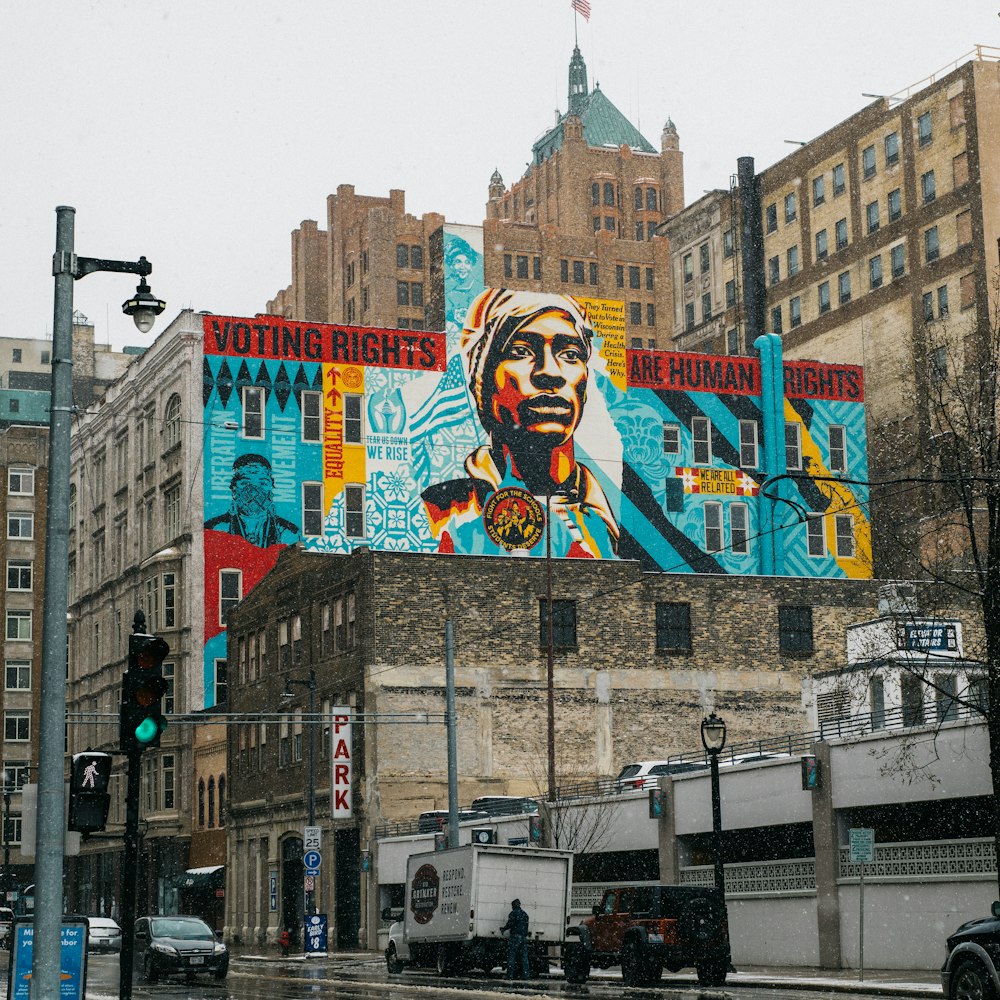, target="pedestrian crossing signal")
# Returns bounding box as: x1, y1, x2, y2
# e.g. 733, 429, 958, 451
801, 754, 822, 790
649, 787, 664, 818
528, 814, 544, 844
68, 751, 112, 833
